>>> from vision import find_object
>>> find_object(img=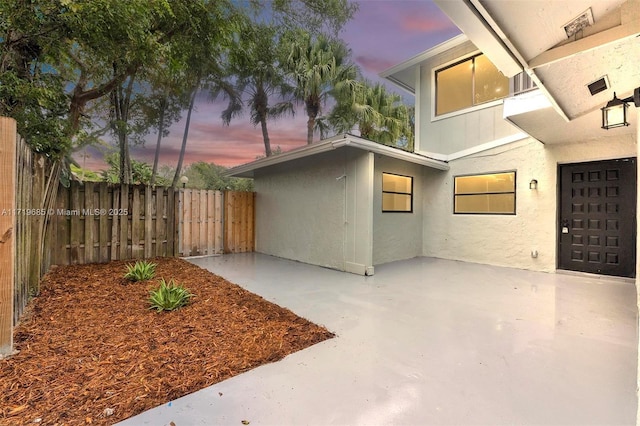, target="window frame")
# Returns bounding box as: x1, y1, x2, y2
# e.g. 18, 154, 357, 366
382, 172, 414, 213
453, 171, 517, 215
431, 52, 510, 120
